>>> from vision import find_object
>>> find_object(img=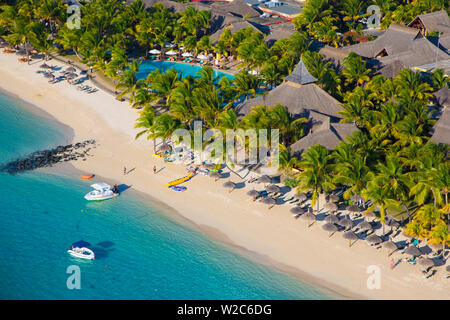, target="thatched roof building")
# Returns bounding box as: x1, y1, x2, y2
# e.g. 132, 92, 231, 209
210, 19, 260, 41
236, 58, 342, 120
376, 60, 407, 79
290, 118, 358, 156
433, 86, 450, 107
408, 10, 450, 35
430, 107, 450, 146
211, 0, 261, 19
